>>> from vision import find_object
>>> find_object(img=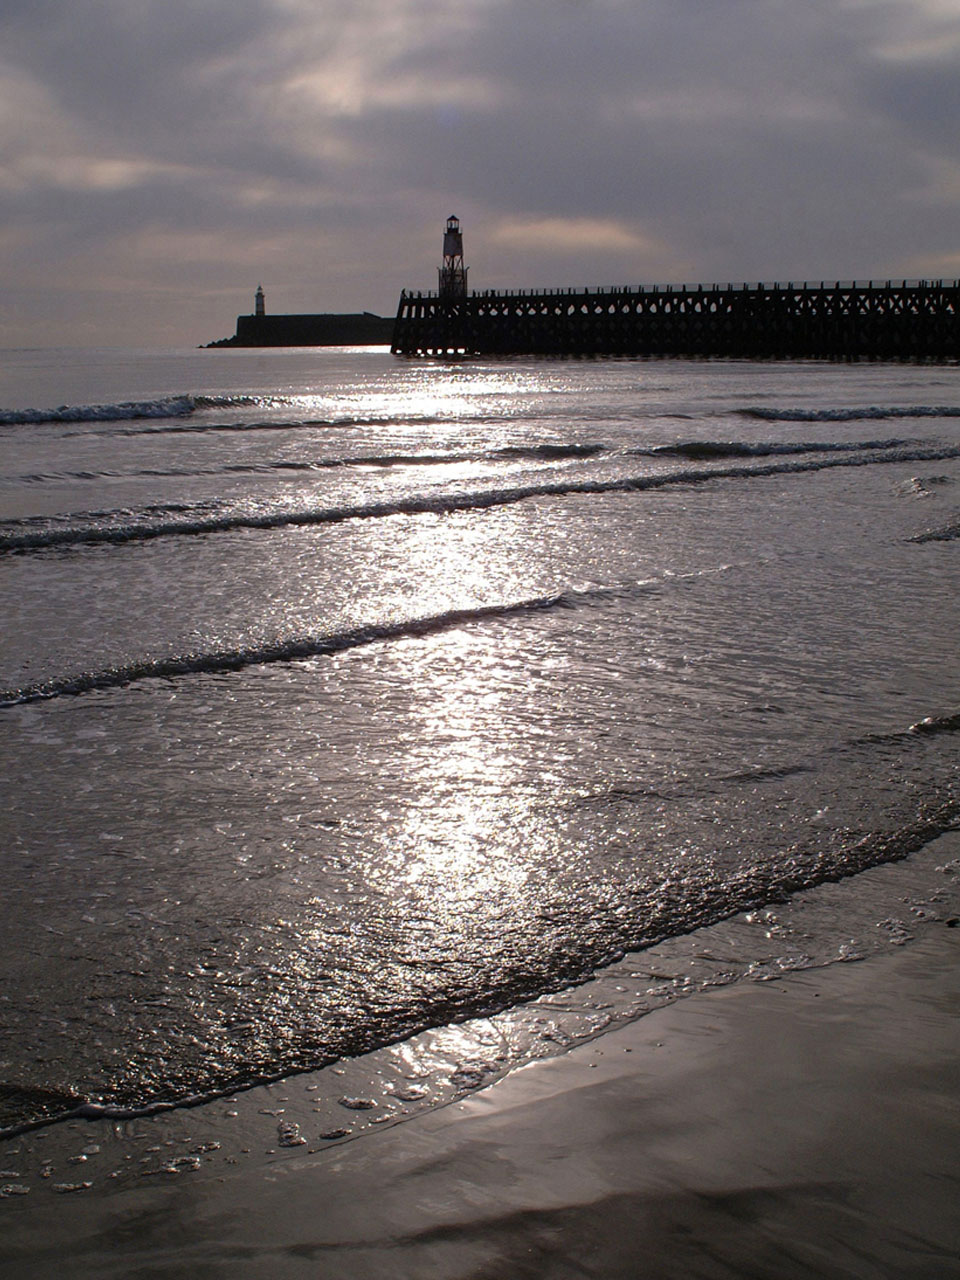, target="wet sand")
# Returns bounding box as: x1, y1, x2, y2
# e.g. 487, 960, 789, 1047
3, 919, 959, 1279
